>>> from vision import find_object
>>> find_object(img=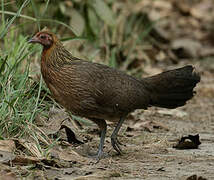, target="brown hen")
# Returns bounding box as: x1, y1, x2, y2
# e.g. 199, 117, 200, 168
29, 29, 200, 160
